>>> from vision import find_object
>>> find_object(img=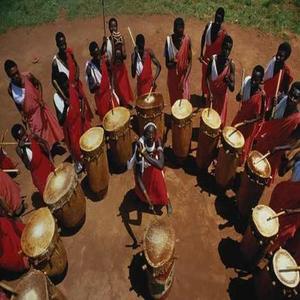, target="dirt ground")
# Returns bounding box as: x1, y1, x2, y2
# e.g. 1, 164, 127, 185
1, 15, 300, 300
